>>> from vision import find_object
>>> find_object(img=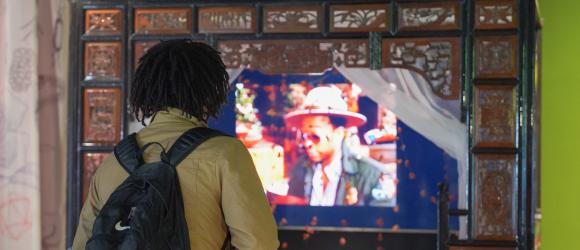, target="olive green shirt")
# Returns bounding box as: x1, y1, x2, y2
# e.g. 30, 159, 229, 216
73, 108, 279, 250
